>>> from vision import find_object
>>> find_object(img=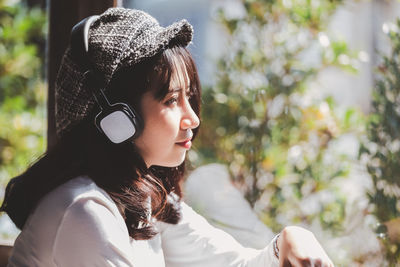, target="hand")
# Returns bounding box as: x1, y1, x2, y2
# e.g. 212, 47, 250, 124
277, 226, 334, 267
